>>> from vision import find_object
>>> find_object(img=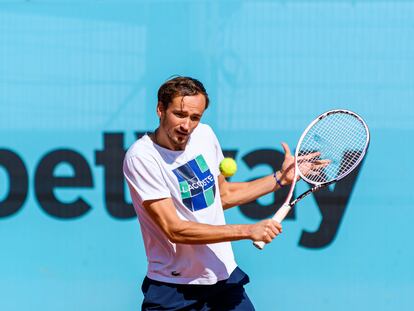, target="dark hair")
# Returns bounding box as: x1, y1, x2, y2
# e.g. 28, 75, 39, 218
157, 76, 209, 110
